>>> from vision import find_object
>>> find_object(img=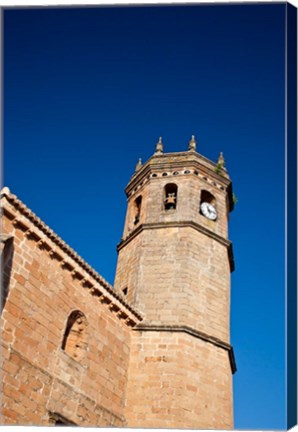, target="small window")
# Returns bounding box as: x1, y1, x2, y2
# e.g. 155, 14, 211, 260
164, 184, 178, 210
134, 196, 142, 225
122, 287, 128, 296
55, 420, 67, 426
49, 412, 76, 426
62, 311, 88, 362
1, 235, 14, 314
